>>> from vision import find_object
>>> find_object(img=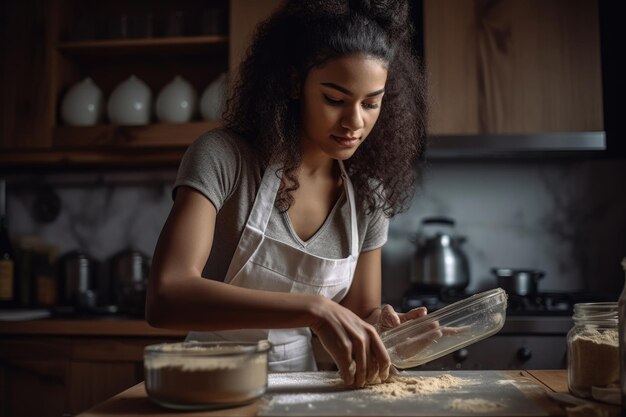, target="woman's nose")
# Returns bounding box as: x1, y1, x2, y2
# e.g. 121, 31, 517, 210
341, 105, 365, 131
